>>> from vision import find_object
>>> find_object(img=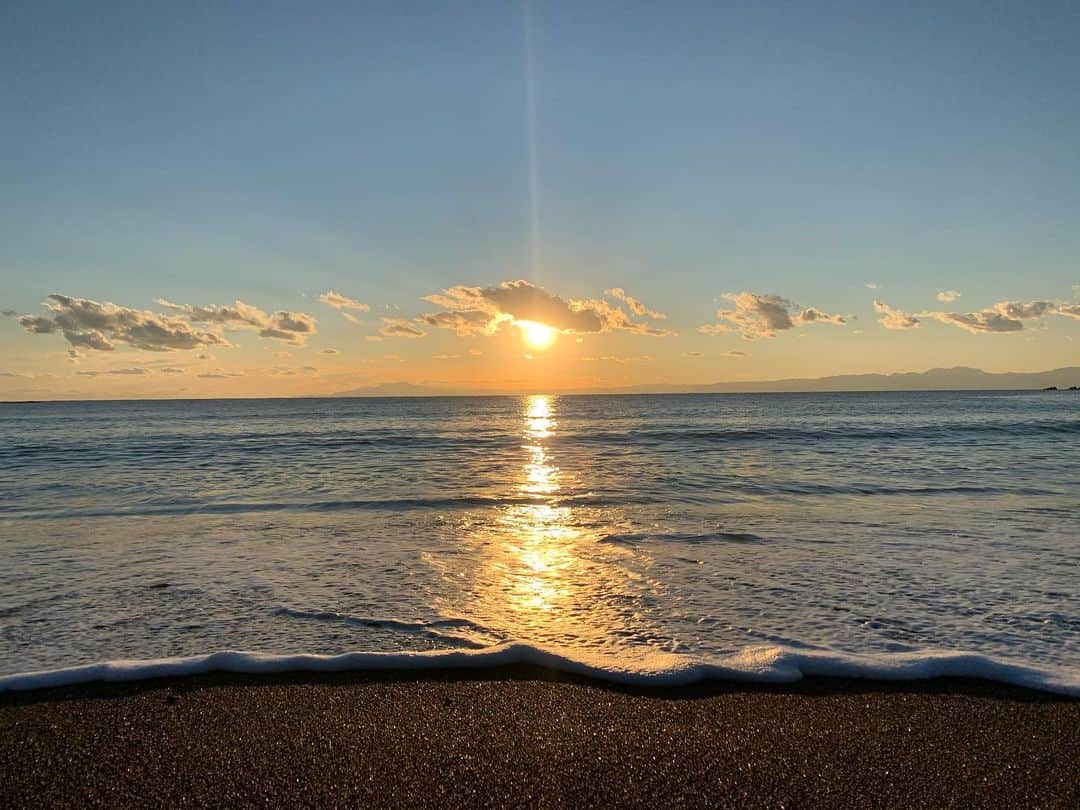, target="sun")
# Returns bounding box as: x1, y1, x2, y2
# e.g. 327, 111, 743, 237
517, 320, 557, 351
